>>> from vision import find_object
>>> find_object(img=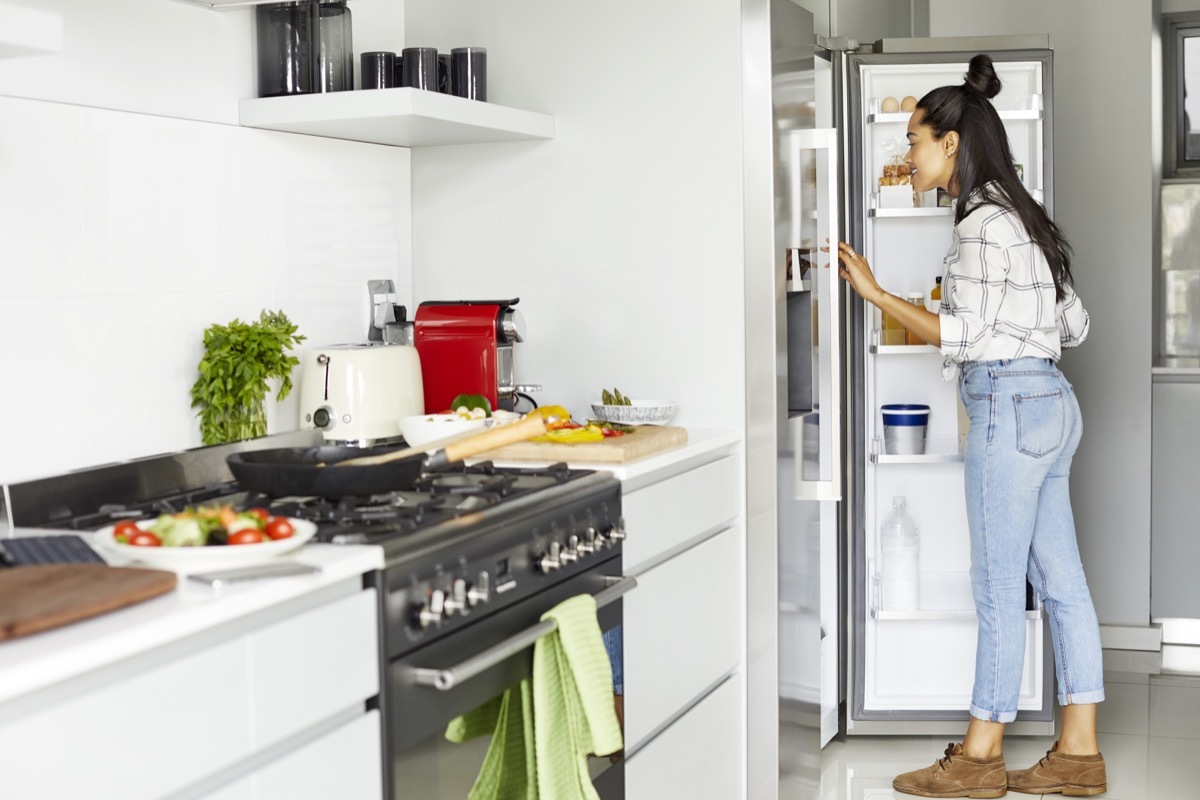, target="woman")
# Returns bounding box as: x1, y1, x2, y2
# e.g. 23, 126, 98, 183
835, 55, 1107, 798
